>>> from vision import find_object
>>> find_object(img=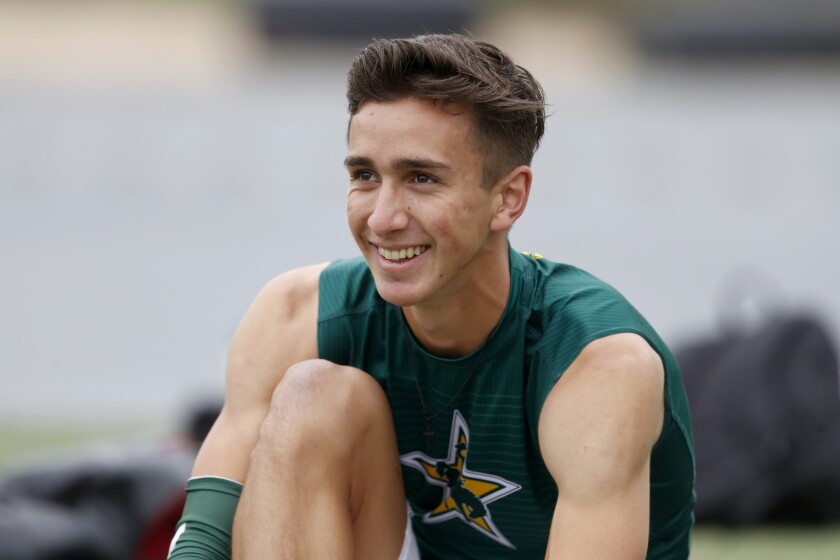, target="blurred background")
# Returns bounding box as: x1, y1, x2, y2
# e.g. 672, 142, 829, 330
1, 0, 838, 558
